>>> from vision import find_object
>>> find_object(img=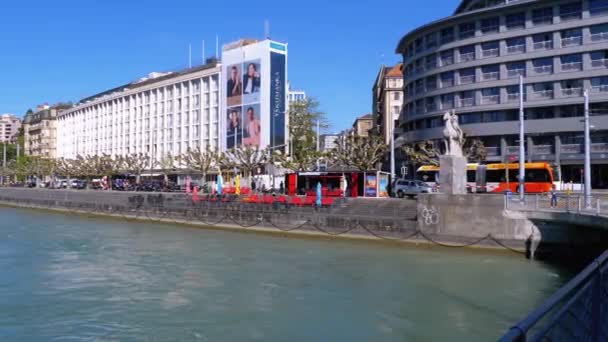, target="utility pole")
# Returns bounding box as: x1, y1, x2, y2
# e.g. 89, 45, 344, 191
518, 75, 526, 201
390, 114, 395, 181
584, 90, 592, 208
316, 120, 320, 170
